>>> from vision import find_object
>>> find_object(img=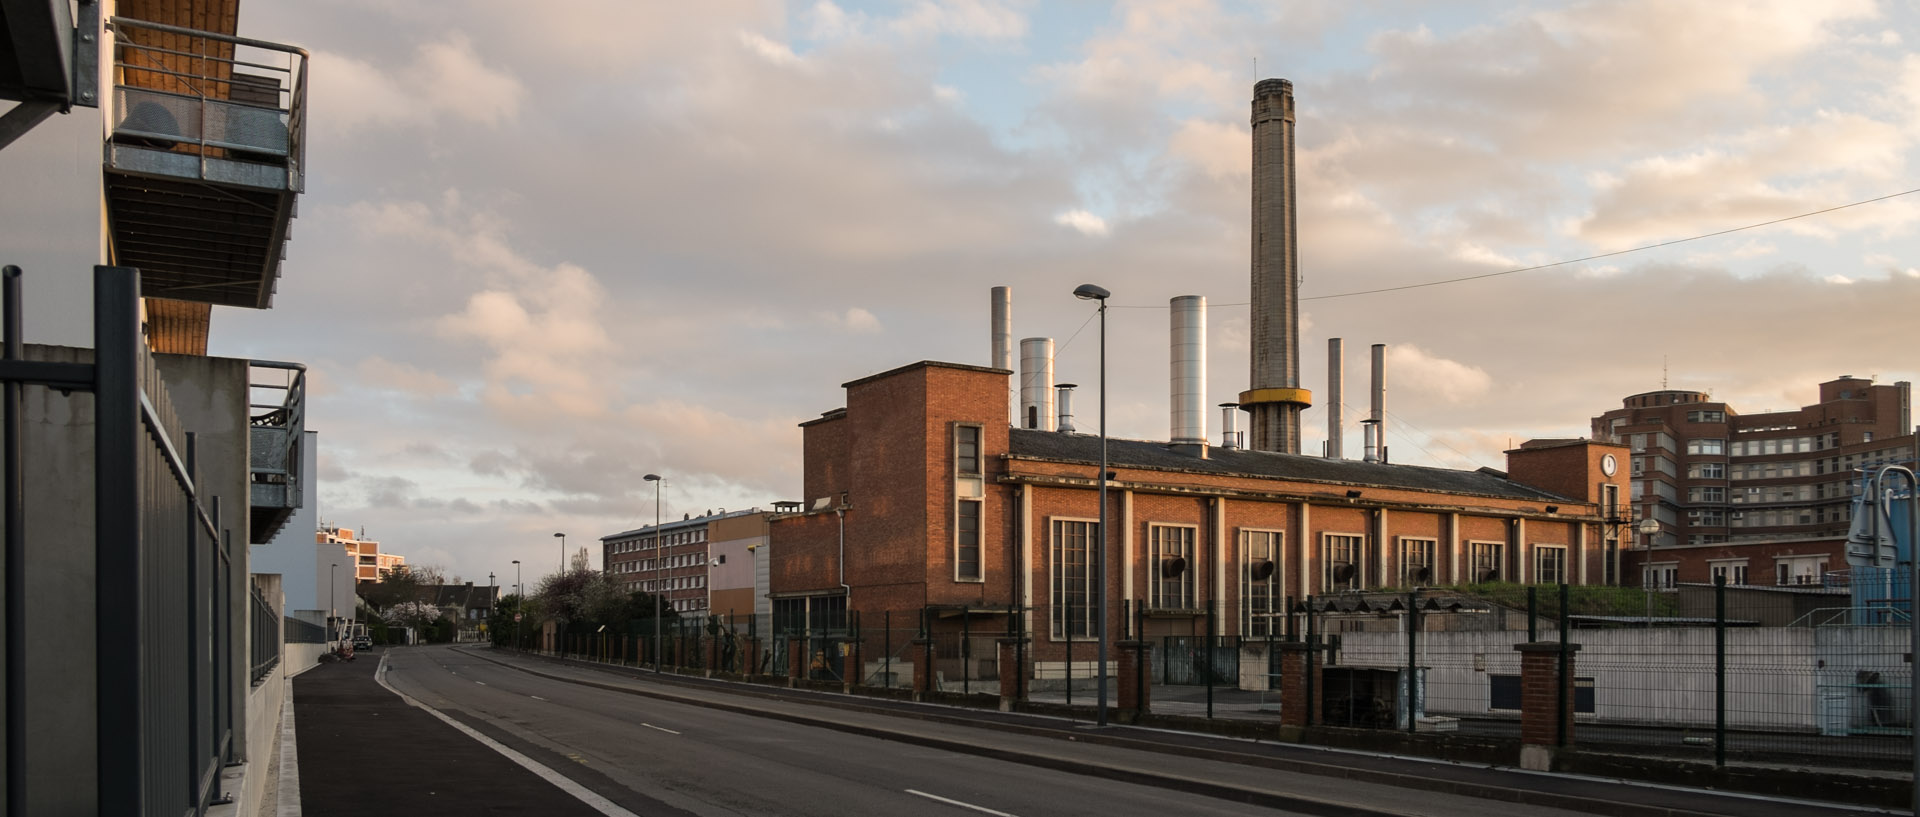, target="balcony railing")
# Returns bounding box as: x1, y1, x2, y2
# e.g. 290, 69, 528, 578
248, 360, 305, 543
103, 17, 308, 309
